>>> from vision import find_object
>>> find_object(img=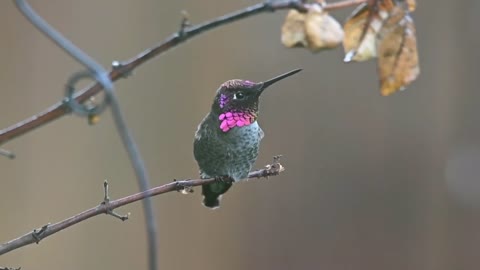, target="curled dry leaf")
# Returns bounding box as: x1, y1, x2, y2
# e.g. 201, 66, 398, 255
377, 6, 419, 96
281, 9, 308, 48
342, 0, 420, 95
304, 5, 344, 52
343, 3, 380, 62
282, 0, 420, 96
281, 5, 343, 52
